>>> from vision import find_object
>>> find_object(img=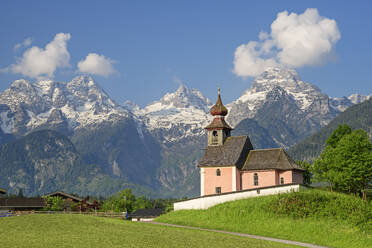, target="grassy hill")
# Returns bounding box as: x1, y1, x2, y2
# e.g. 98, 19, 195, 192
156, 190, 372, 248
0, 214, 295, 248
